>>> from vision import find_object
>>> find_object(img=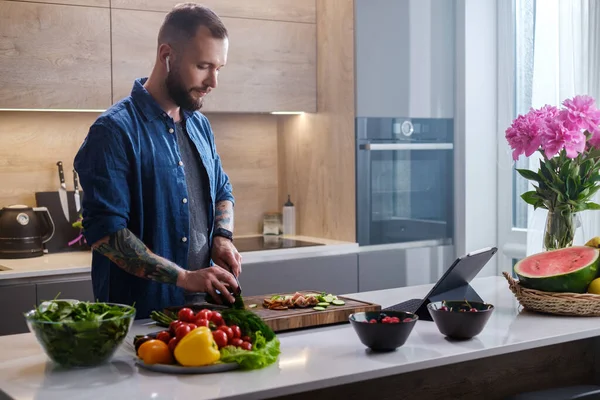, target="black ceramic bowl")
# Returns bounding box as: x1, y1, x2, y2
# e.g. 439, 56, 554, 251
427, 300, 494, 340
349, 311, 418, 352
